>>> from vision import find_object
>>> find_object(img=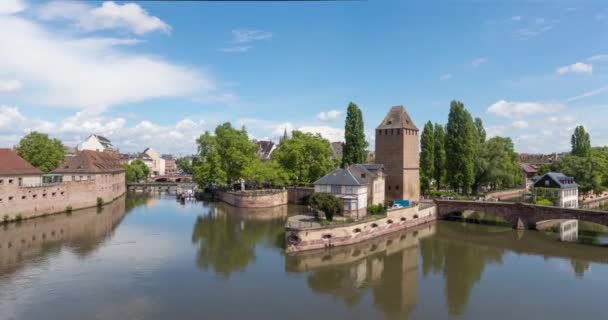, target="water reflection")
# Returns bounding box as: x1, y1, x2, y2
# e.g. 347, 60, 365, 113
286, 223, 436, 320
191, 203, 303, 278
0, 195, 146, 279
